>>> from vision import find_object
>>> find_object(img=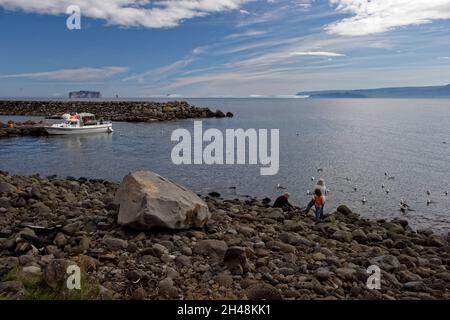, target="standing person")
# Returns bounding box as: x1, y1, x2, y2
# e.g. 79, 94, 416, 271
304, 178, 327, 216
273, 192, 294, 211
312, 189, 326, 223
